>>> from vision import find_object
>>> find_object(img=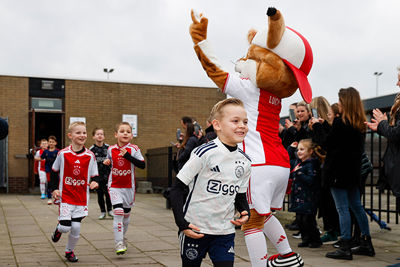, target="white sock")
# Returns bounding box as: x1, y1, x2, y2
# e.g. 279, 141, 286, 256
66, 221, 81, 252
244, 228, 268, 267
123, 213, 130, 236
40, 182, 46, 195
113, 208, 124, 243
262, 214, 292, 255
